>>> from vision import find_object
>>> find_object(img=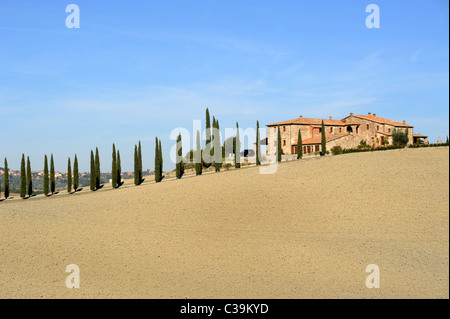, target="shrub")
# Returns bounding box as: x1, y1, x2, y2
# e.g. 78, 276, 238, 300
331, 146, 343, 155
